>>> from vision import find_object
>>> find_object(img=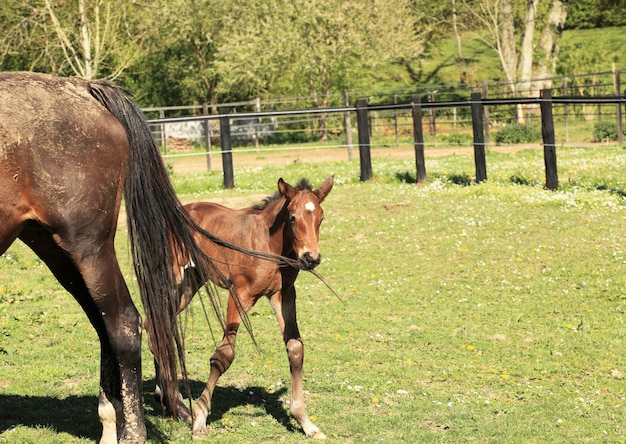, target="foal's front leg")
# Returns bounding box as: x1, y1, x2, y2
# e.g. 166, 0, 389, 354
270, 288, 326, 439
